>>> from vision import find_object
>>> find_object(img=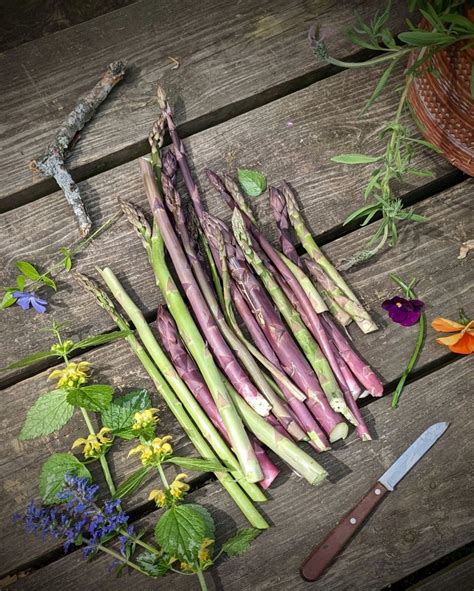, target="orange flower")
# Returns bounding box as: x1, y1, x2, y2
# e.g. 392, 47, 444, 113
432, 318, 474, 355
